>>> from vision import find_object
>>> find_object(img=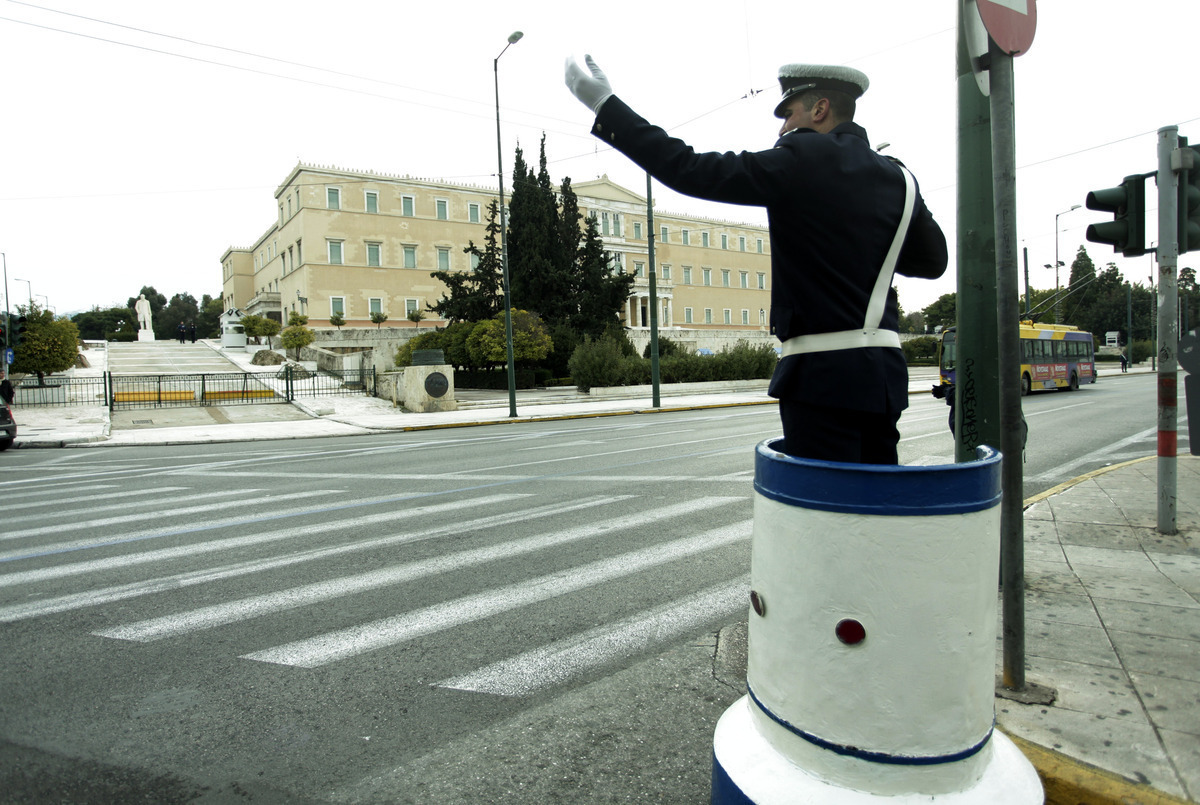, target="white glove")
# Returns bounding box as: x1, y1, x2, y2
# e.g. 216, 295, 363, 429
564, 54, 614, 115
